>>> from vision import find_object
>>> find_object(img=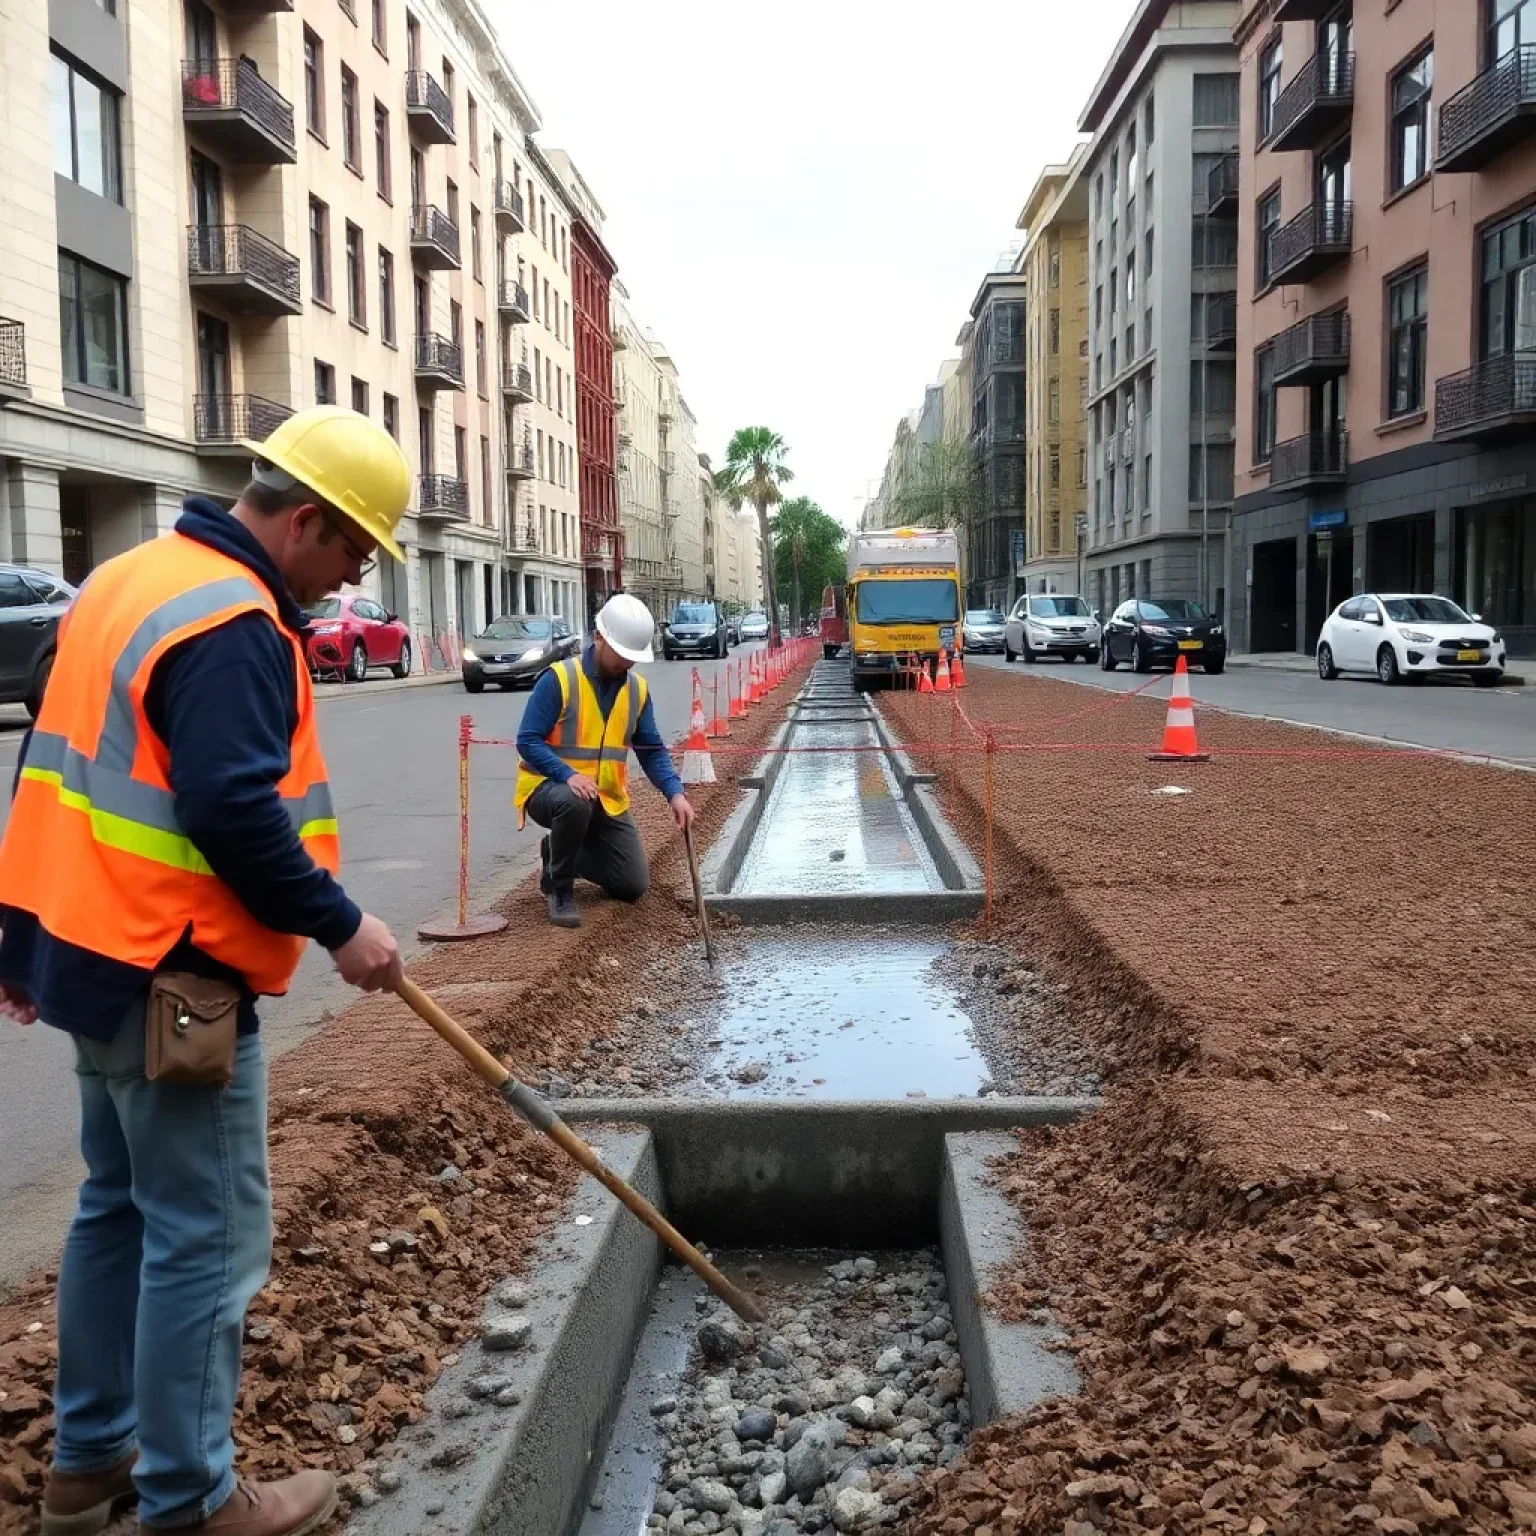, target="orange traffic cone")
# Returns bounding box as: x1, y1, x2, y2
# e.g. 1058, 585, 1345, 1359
917, 657, 935, 694
1149, 656, 1210, 763
710, 670, 730, 738
950, 649, 967, 689
729, 658, 747, 719
934, 651, 952, 694
681, 688, 716, 784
